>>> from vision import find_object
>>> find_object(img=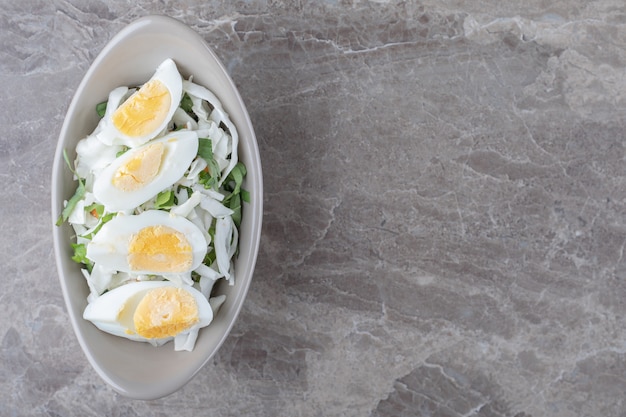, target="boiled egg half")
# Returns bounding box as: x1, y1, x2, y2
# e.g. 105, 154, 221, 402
97, 58, 183, 148
93, 130, 198, 212
86, 210, 207, 276
83, 280, 213, 344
